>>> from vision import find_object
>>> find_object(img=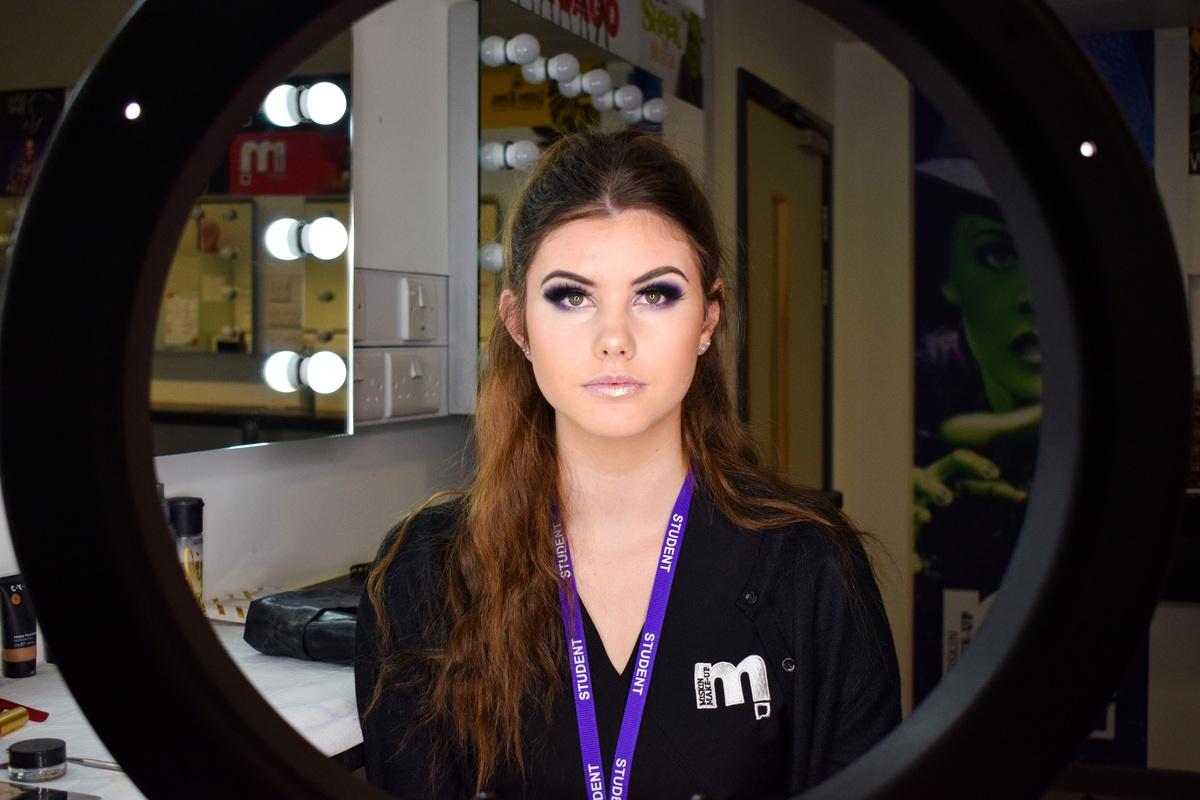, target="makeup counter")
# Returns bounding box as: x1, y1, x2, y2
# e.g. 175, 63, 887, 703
0, 621, 359, 799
